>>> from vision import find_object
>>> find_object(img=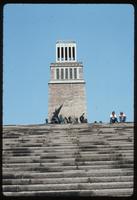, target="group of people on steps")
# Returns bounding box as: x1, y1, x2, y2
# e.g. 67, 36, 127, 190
110, 111, 126, 123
